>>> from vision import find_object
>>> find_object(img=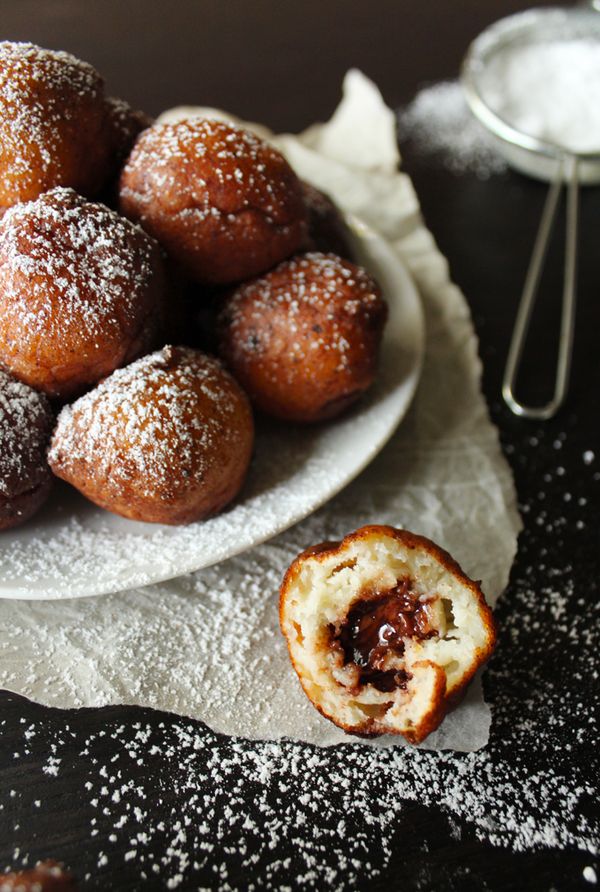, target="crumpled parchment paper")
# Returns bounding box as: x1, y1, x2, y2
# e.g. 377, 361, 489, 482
0, 71, 521, 751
